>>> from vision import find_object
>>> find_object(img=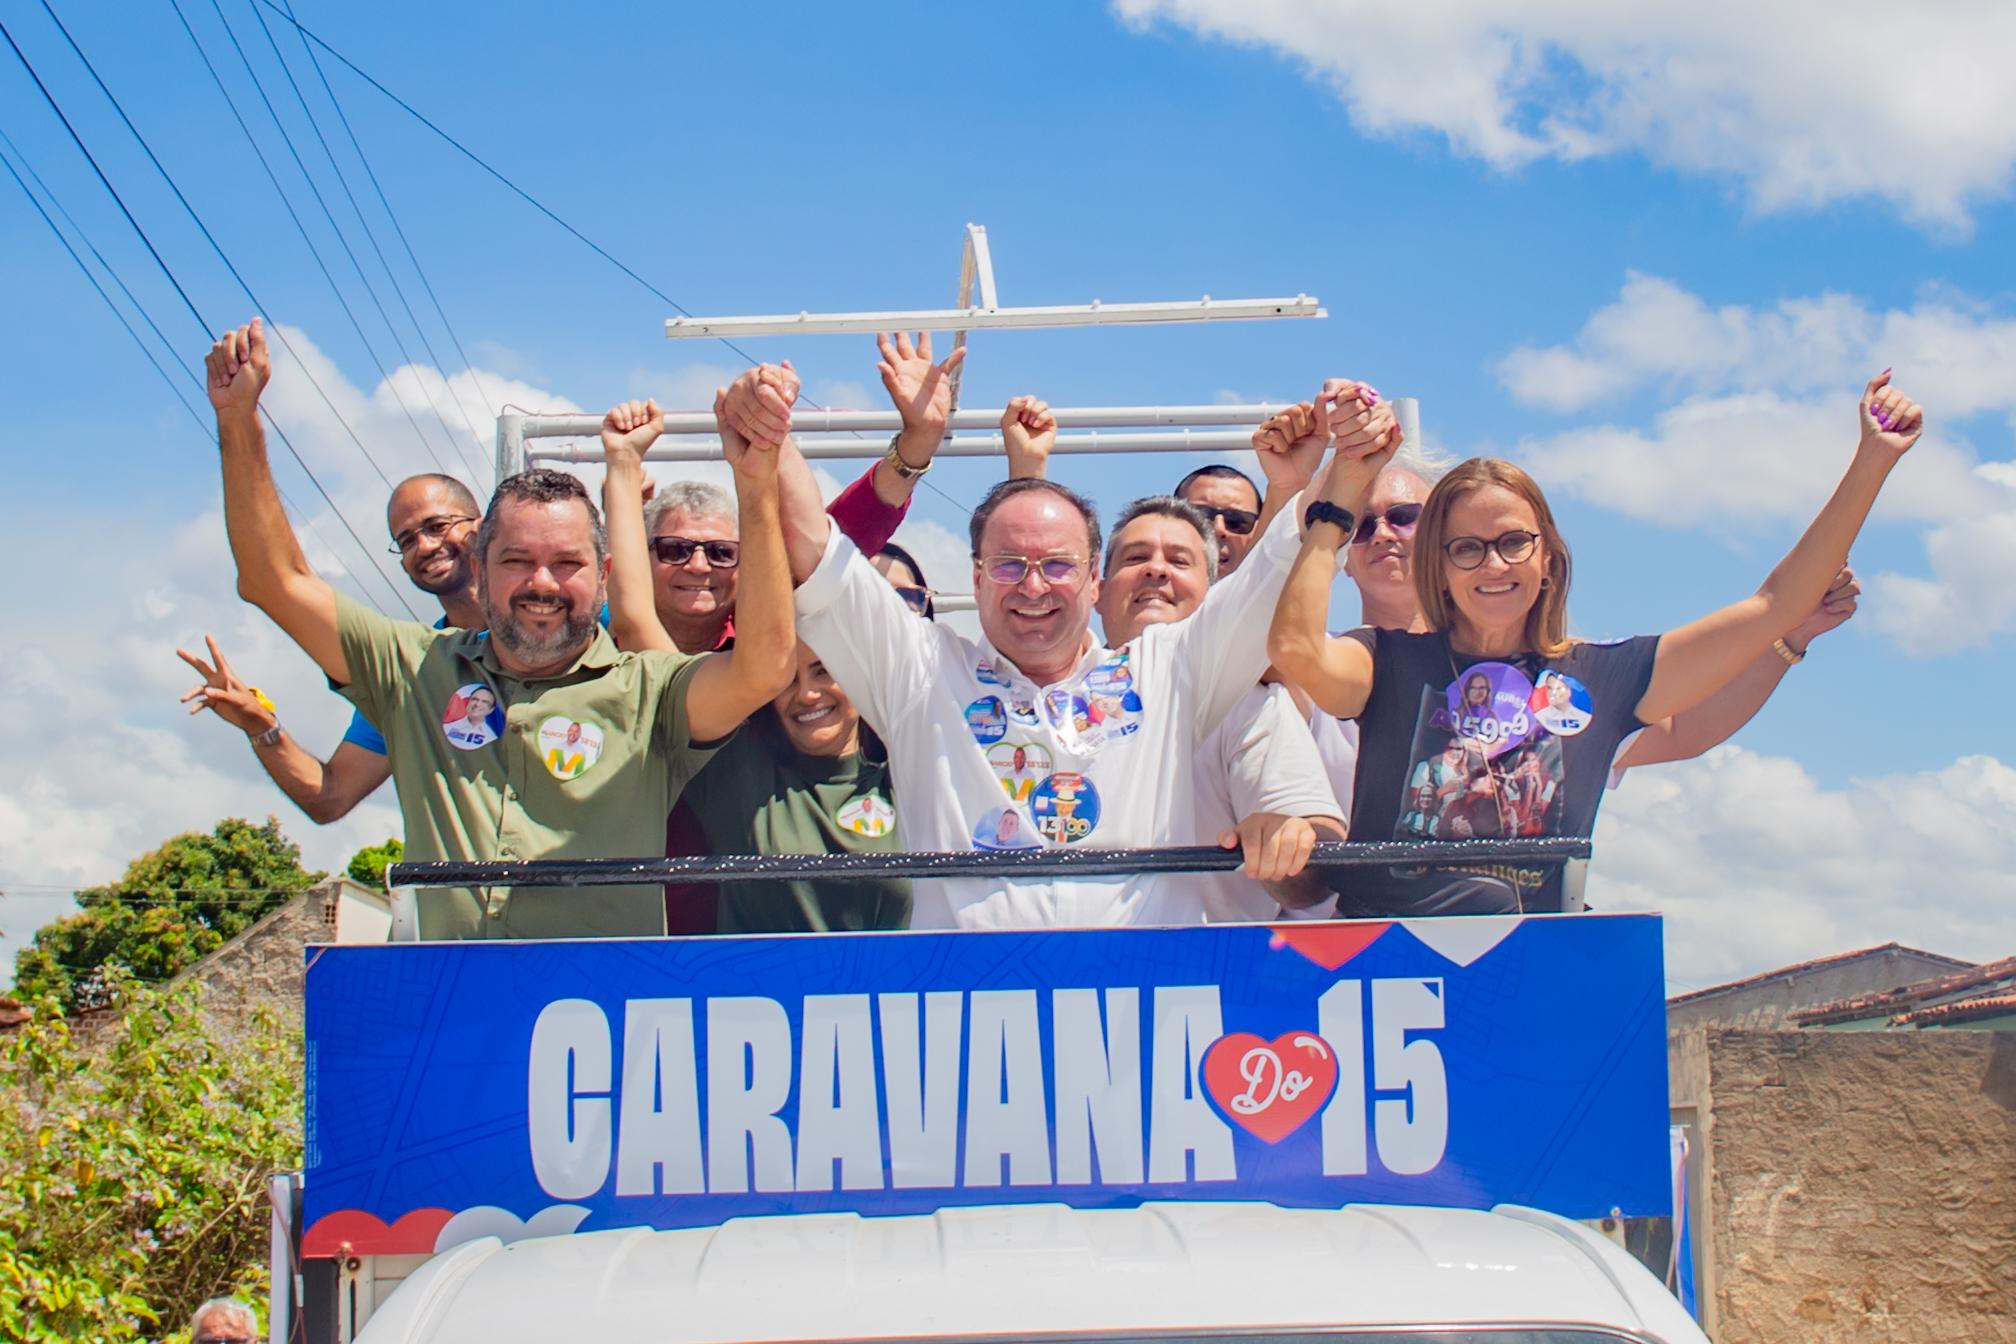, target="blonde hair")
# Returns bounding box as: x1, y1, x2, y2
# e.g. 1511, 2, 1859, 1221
1413, 458, 1573, 657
